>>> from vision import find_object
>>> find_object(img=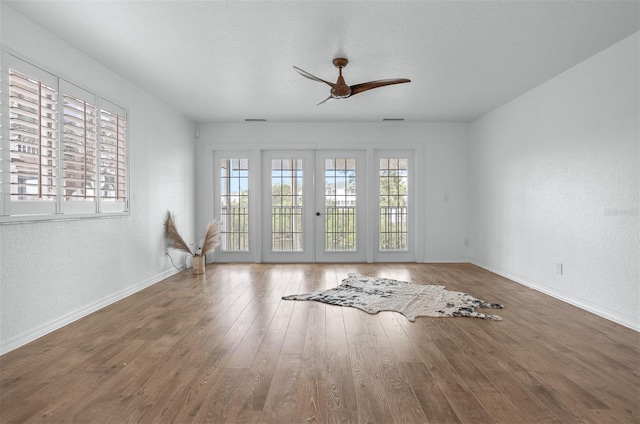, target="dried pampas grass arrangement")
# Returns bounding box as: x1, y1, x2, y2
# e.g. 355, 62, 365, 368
164, 211, 220, 257
198, 219, 221, 256
164, 212, 191, 254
